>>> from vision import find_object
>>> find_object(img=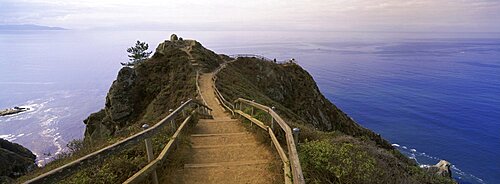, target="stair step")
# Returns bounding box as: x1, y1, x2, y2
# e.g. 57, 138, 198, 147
194, 120, 245, 134
190, 133, 257, 146
198, 119, 238, 123
184, 159, 270, 168
190, 144, 273, 163
178, 164, 279, 184
192, 143, 256, 149
191, 132, 246, 137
